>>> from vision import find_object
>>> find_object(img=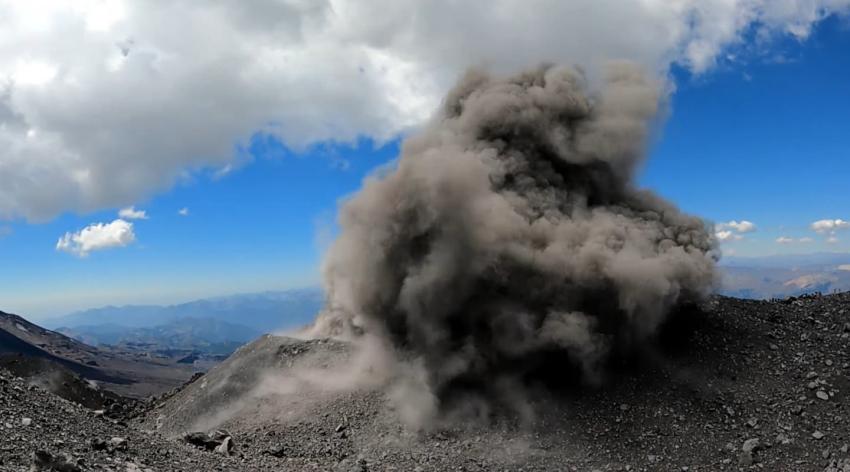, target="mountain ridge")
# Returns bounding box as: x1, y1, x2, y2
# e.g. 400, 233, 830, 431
44, 287, 324, 334
0, 309, 212, 398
